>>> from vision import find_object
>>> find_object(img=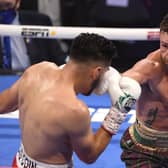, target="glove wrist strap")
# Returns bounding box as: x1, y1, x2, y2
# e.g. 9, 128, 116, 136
102, 107, 126, 134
